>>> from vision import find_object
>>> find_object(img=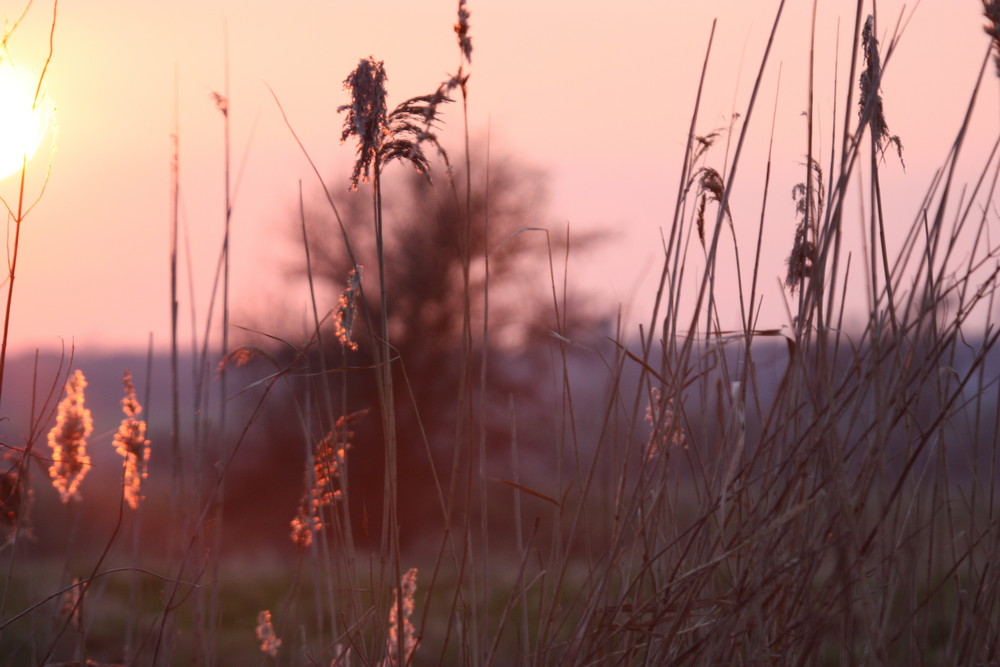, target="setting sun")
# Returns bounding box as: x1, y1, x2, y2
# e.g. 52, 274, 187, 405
0, 58, 53, 179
